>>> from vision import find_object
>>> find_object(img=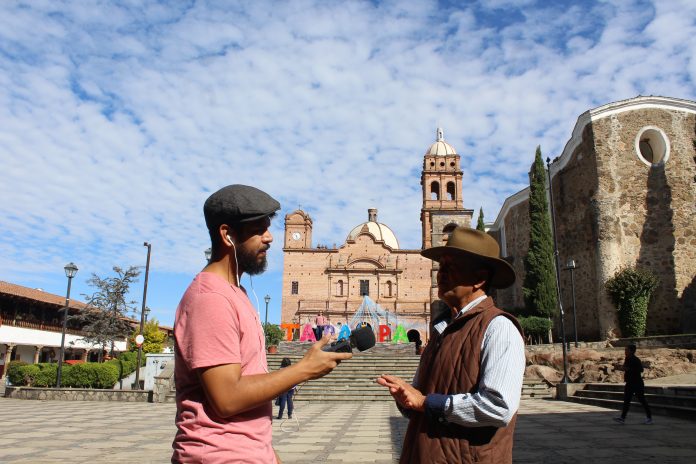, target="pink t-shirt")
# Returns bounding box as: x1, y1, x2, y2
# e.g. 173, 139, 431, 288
172, 272, 274, 463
